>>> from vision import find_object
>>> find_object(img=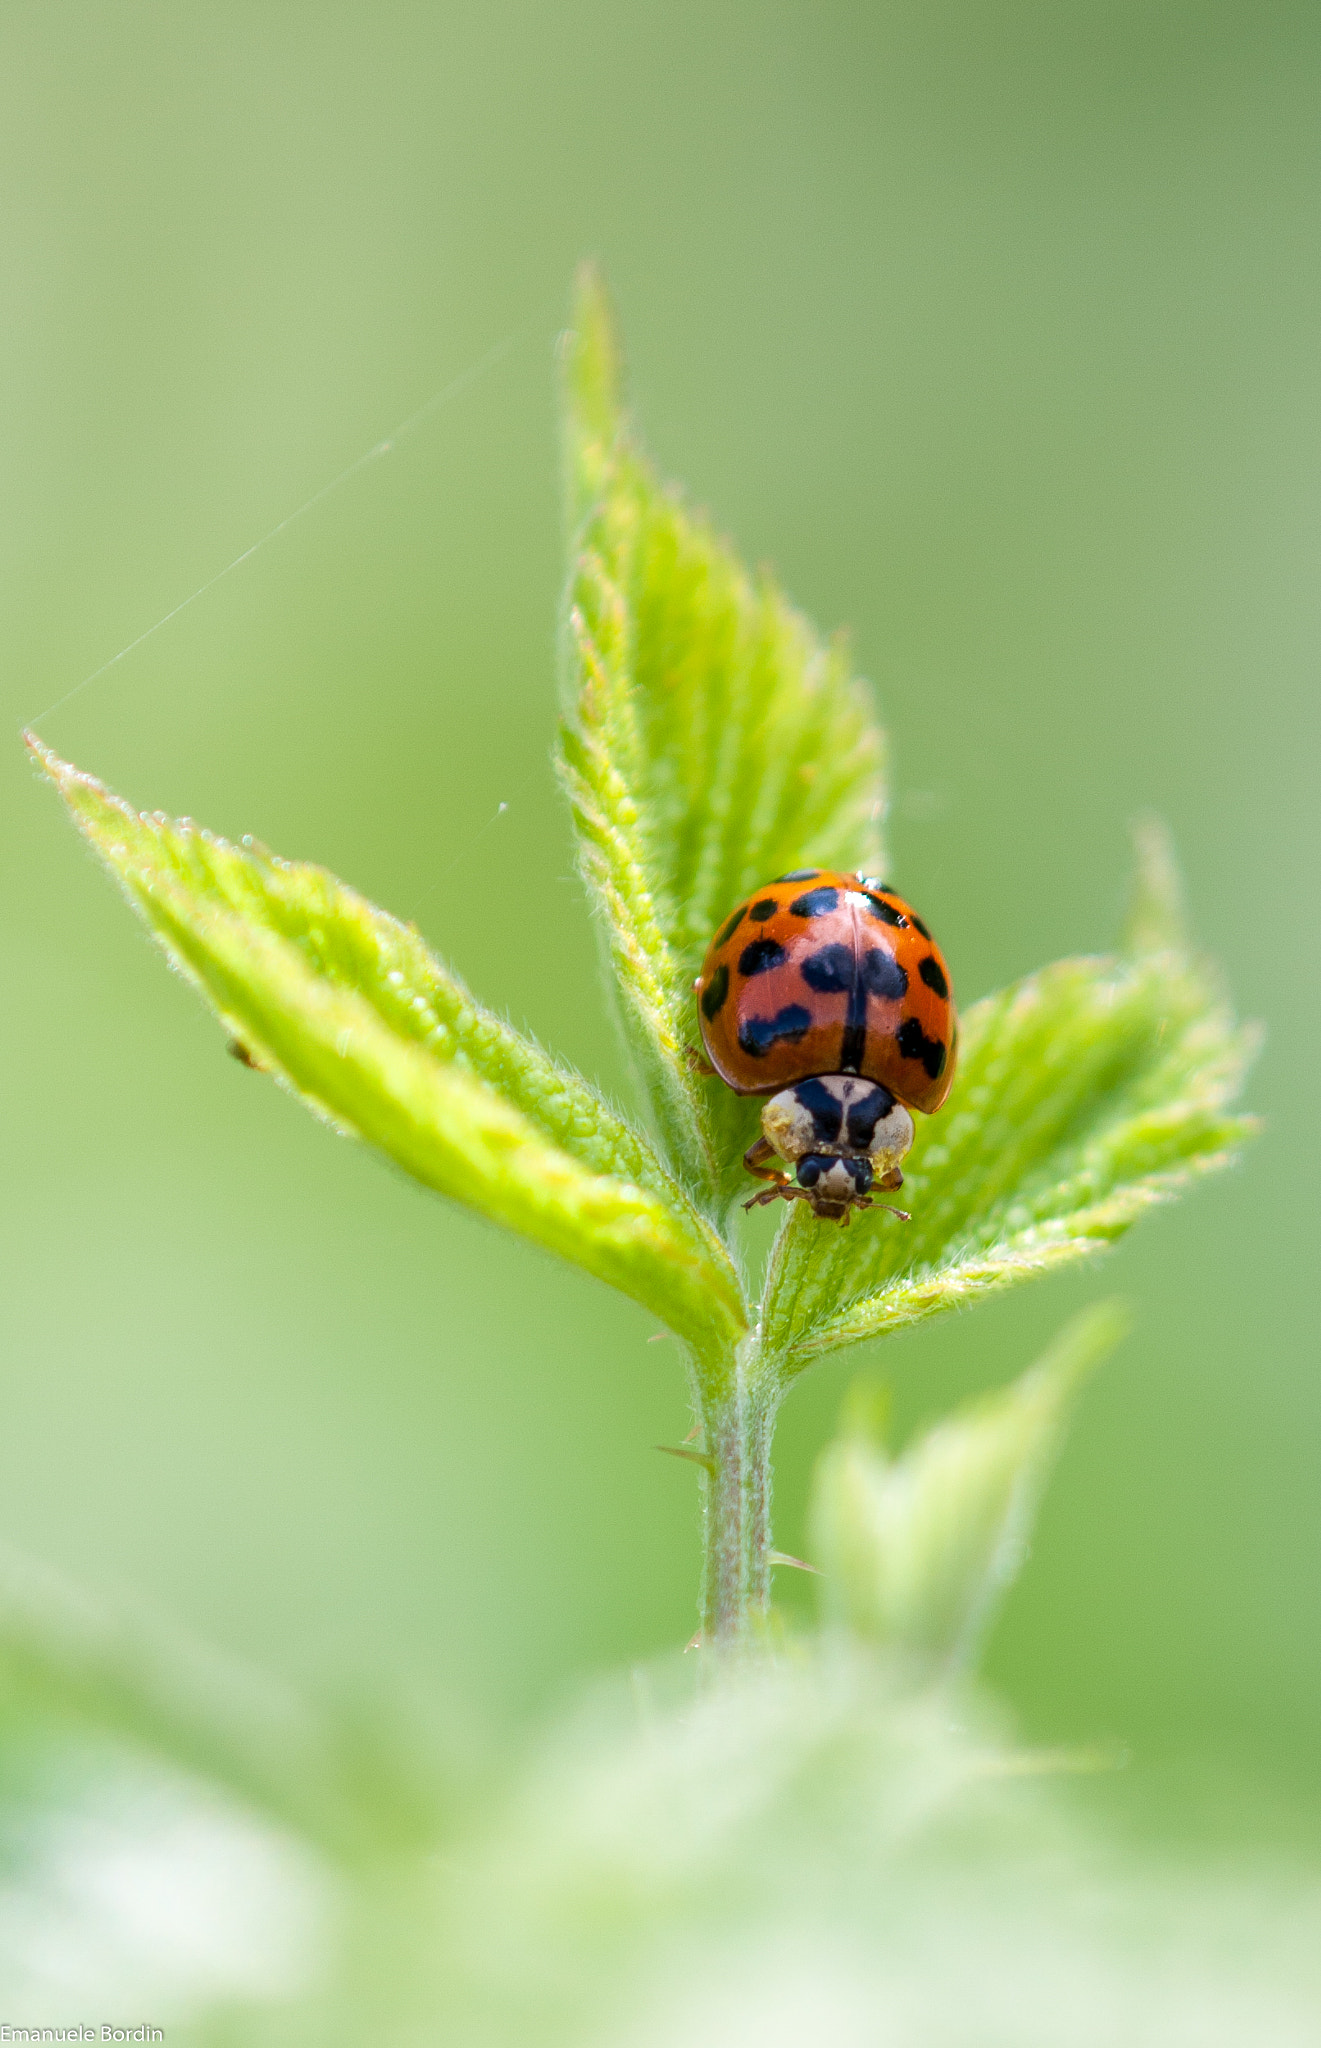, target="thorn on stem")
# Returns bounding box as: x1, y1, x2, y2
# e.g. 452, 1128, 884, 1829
656, 1443, 715, 1474
768, 1550, 822, 1575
